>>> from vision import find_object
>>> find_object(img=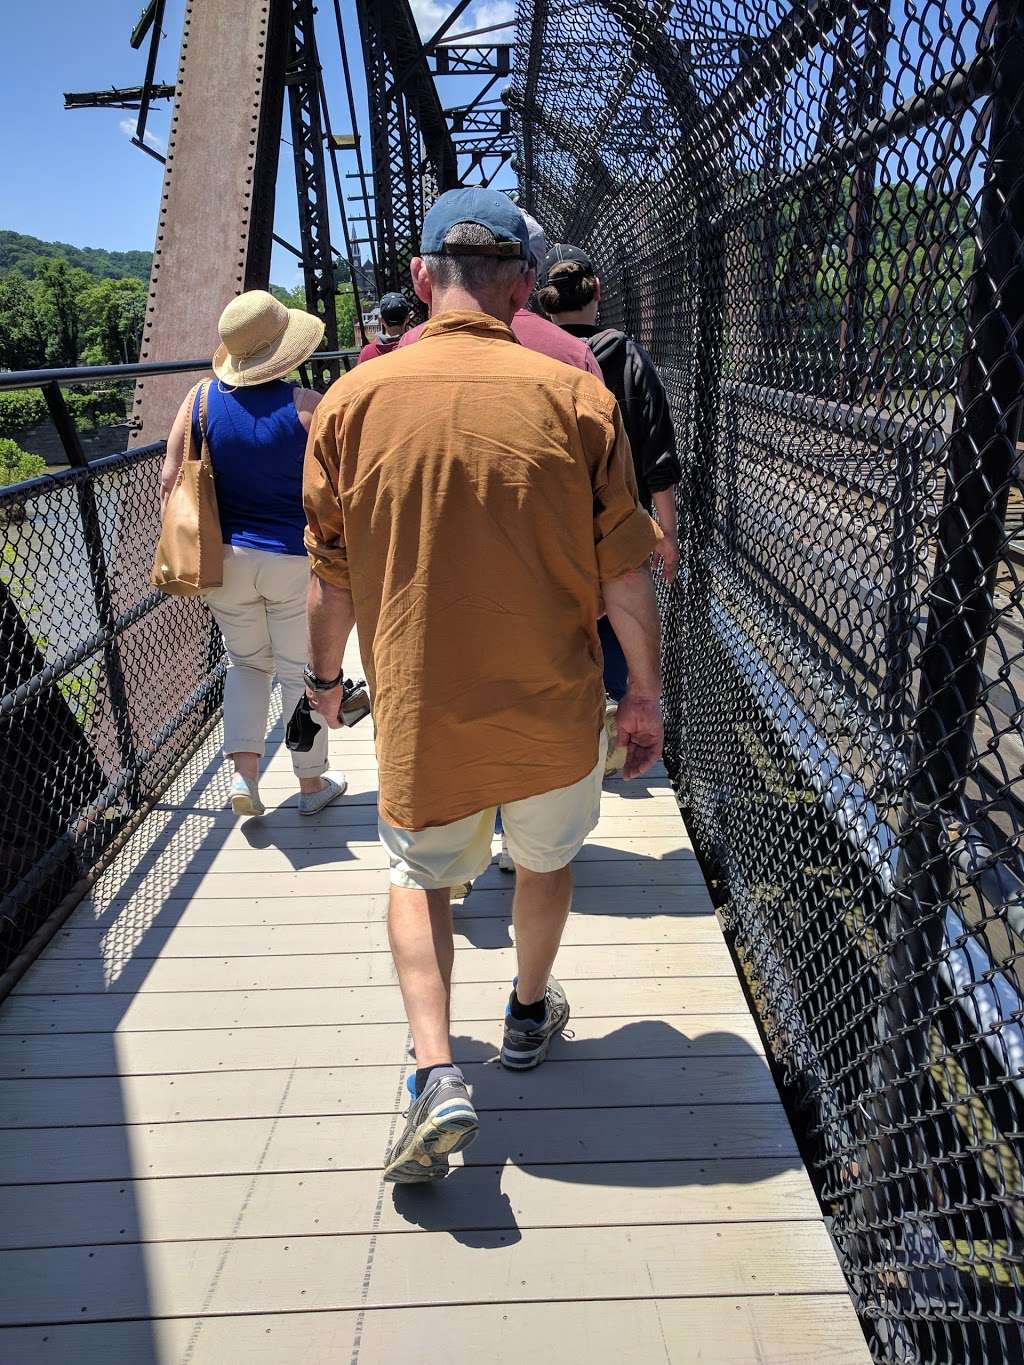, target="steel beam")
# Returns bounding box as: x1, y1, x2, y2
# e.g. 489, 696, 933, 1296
63, 83, 176, 111
287, 0, 340, 385
357, 0, 458, 295
131, 0, 289, 444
